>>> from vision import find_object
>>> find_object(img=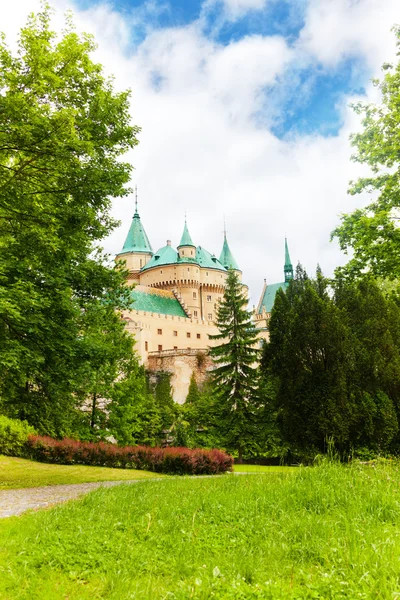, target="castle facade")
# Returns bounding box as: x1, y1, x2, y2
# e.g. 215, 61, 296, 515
116, 200, 293, 402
